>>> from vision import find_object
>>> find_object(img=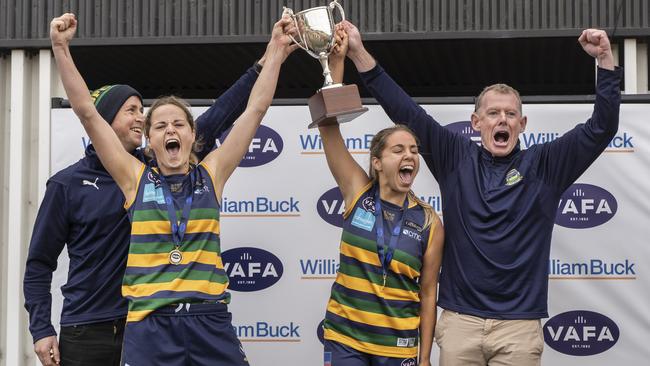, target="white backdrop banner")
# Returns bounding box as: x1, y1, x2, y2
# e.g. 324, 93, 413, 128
49, 102, 650, 365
